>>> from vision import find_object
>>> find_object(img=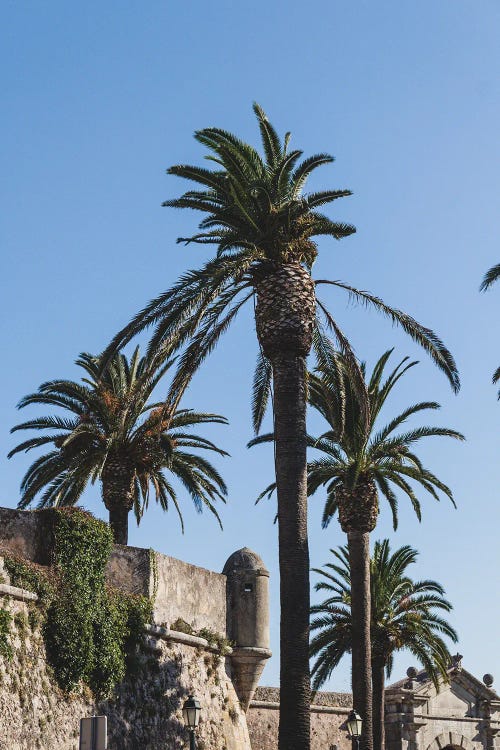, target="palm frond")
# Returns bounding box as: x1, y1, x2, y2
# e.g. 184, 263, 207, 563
315, 280, 460, 392
252, 349, 273, 434
479, 263, 500, 291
